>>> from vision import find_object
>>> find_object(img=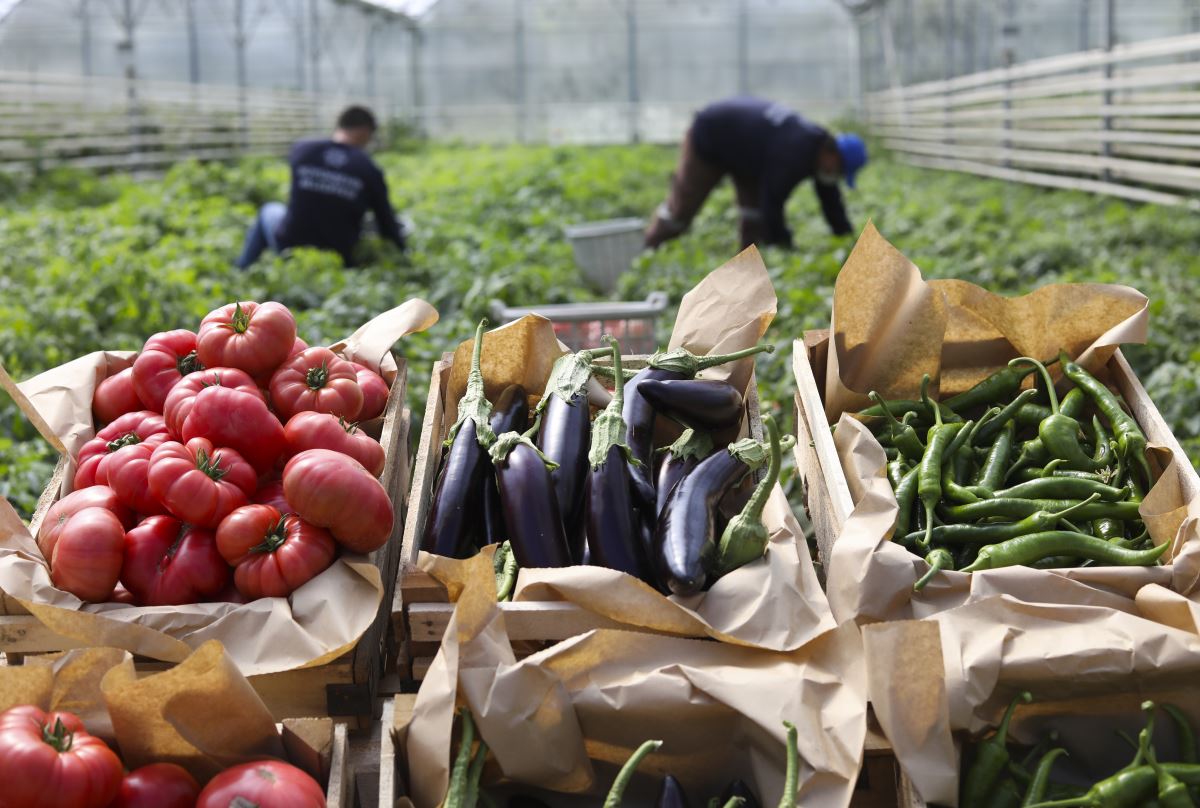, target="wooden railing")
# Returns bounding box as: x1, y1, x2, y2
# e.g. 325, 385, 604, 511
867, 32, 1200, 208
